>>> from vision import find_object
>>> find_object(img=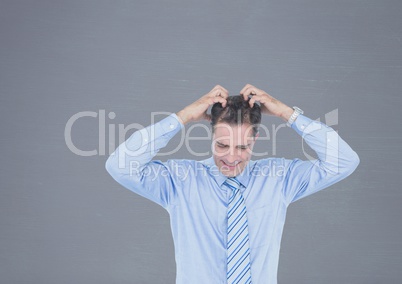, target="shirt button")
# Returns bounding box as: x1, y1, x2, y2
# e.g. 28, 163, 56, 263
144, 138, 148, 142
301, 125, 305, 130
170, 124, 175, 129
